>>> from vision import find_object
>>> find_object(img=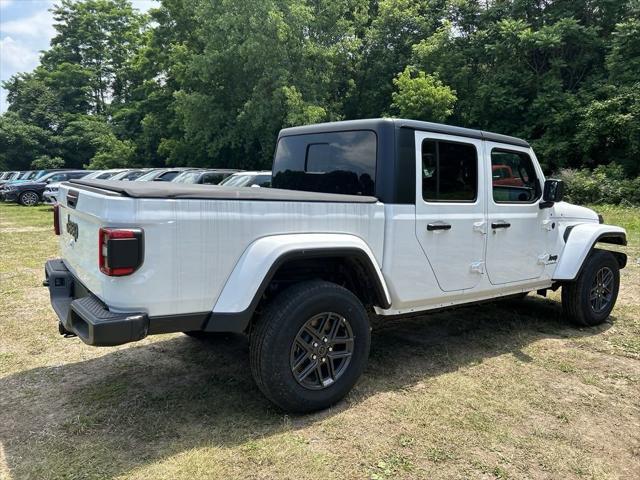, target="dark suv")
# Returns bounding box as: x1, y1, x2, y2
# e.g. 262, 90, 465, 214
3, 170, 90, 206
